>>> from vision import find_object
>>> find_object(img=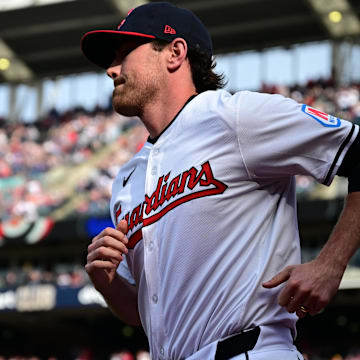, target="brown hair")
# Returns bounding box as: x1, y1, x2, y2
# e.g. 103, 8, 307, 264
152, 39, 225, 93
